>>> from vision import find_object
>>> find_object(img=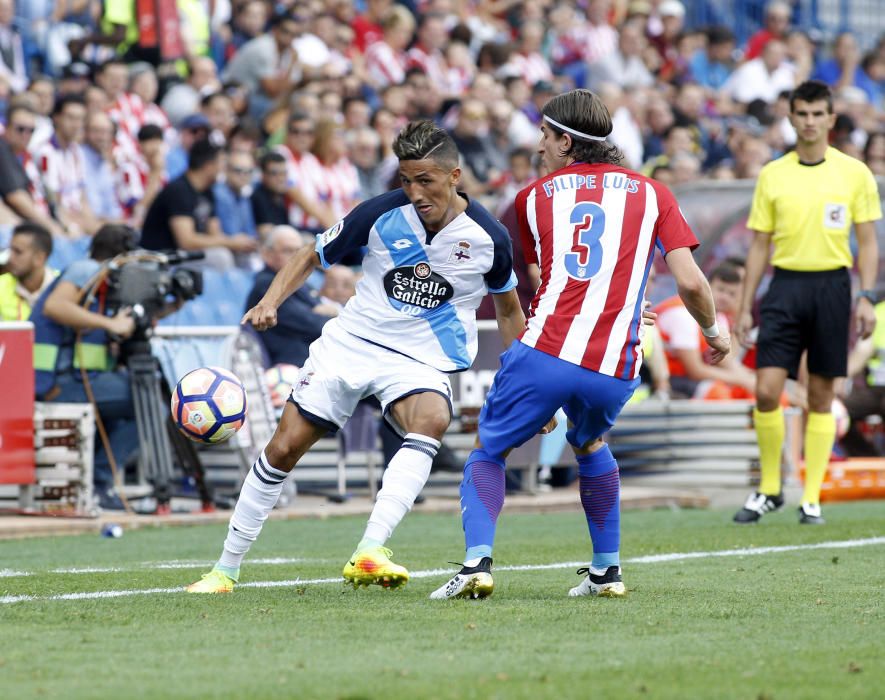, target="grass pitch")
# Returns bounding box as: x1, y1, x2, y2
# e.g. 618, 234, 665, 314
1, 501, 883, 700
